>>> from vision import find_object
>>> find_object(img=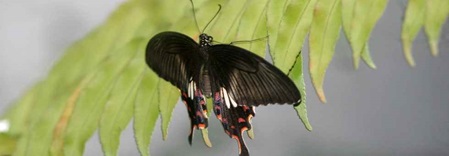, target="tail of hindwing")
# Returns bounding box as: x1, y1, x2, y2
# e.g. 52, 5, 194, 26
181, 81, 209, 145
213, 88, 256, 156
